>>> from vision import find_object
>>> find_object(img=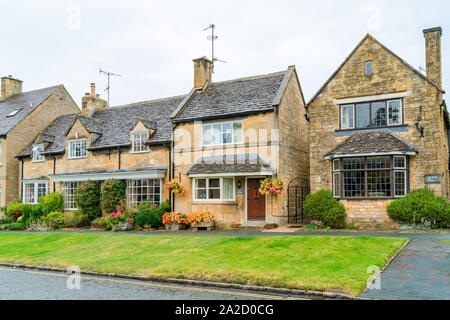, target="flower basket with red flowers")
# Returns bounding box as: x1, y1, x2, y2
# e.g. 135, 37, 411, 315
258, 178, 285, 195
162, 212, 188, 230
